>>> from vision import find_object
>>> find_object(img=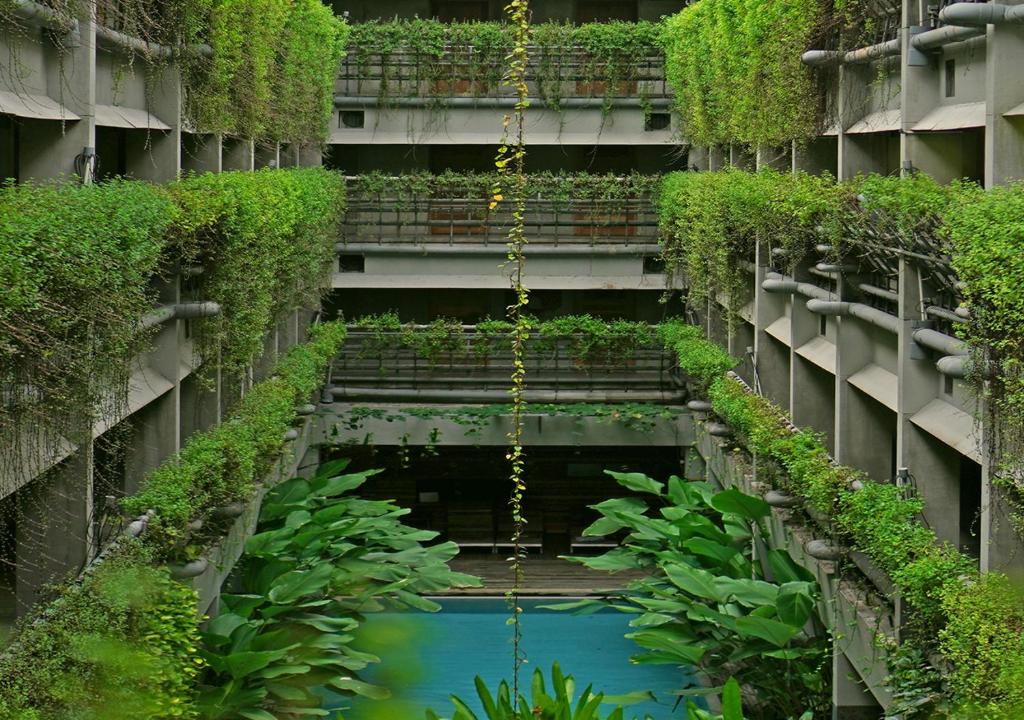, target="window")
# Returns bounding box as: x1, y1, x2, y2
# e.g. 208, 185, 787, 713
945, 58, 955, 98
944, 373, 954, 396
645, 113, 671, 132
340, 110, 365, 129
339, 254, 366, 273
818, 314, 827, 336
